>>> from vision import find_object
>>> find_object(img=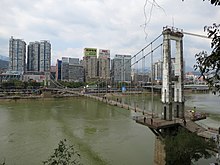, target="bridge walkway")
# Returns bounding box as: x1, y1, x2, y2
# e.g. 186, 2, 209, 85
135, 115, 218, 140
49, 88, 219, 141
